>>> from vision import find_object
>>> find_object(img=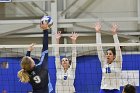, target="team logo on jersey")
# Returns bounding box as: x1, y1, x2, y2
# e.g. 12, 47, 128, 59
31, 71, 36, 75
64, 76, 67, 80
